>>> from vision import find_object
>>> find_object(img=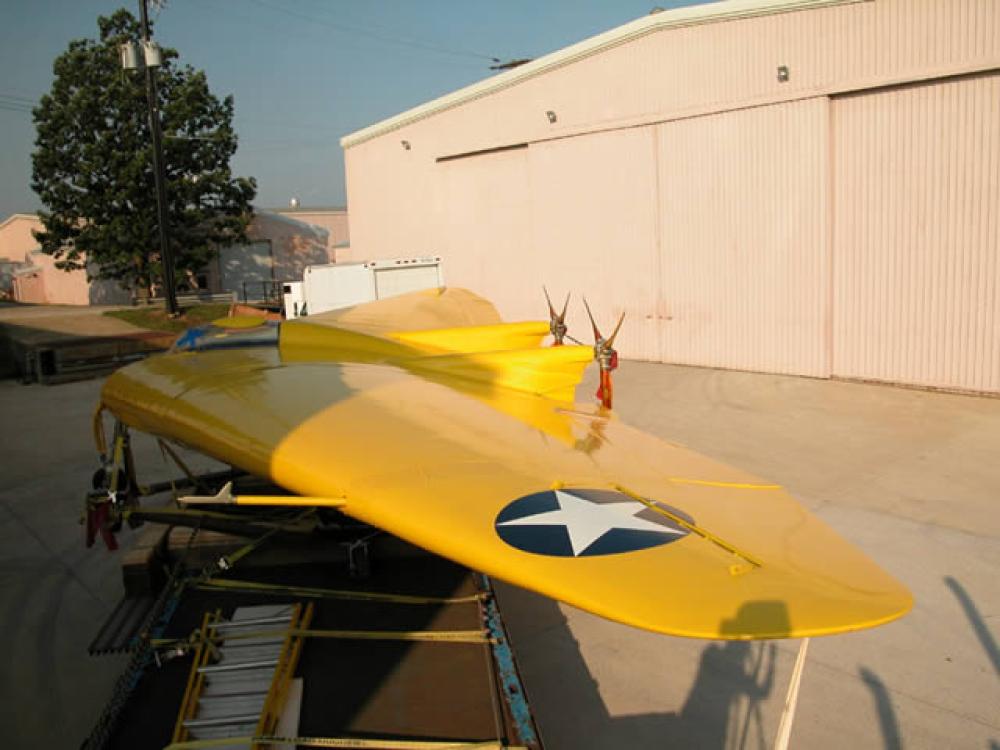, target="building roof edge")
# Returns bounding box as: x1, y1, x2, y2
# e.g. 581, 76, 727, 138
340, 0, 863, 149
0, 213, 41, 232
